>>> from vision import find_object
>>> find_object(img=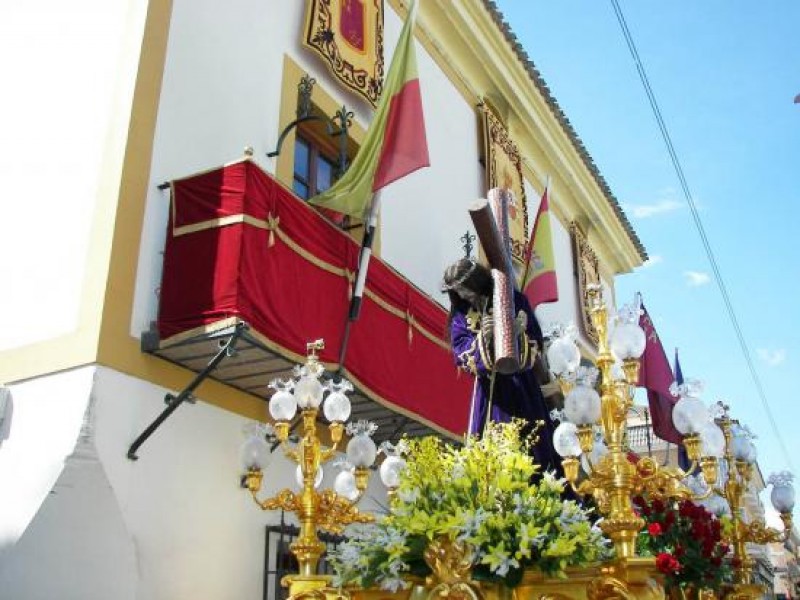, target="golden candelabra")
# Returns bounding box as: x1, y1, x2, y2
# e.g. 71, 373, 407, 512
553, 285, 692, 561
242, 340, 381, 598
549, 286, 795, 600
689, 402, 794, 598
